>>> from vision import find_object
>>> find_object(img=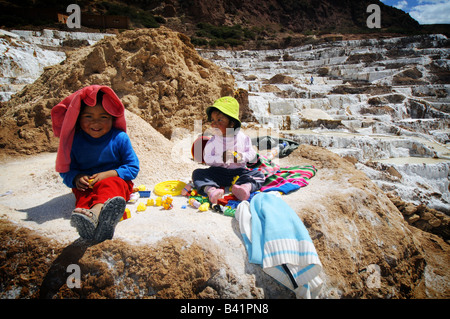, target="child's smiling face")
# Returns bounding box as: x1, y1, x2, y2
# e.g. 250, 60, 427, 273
79, 103, 113, 138
210, 109, 234, 136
